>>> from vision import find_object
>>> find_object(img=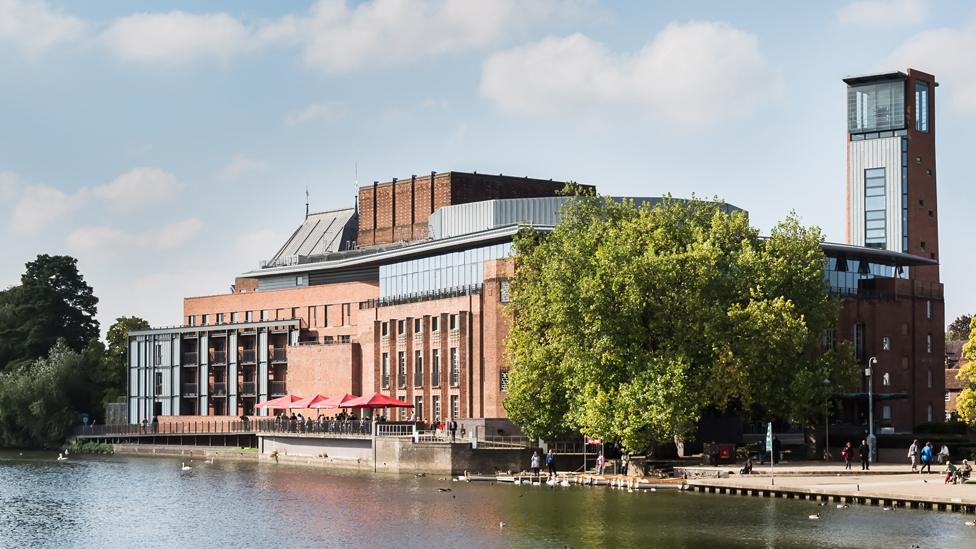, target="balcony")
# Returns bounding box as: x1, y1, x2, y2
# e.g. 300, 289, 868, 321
270, 381, 287, 397
182, 352, 198, 365
240, 349, 256, 364
210, 382, 227, 397
211, 350, 227, 364
271, 348, 287, 363
181, 383, 198, 397
240, 381, 256, 396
